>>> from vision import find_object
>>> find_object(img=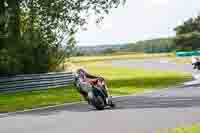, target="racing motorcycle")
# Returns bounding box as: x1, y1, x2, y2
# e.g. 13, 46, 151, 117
74, 71, 115, 110
193, 63, 200, 70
